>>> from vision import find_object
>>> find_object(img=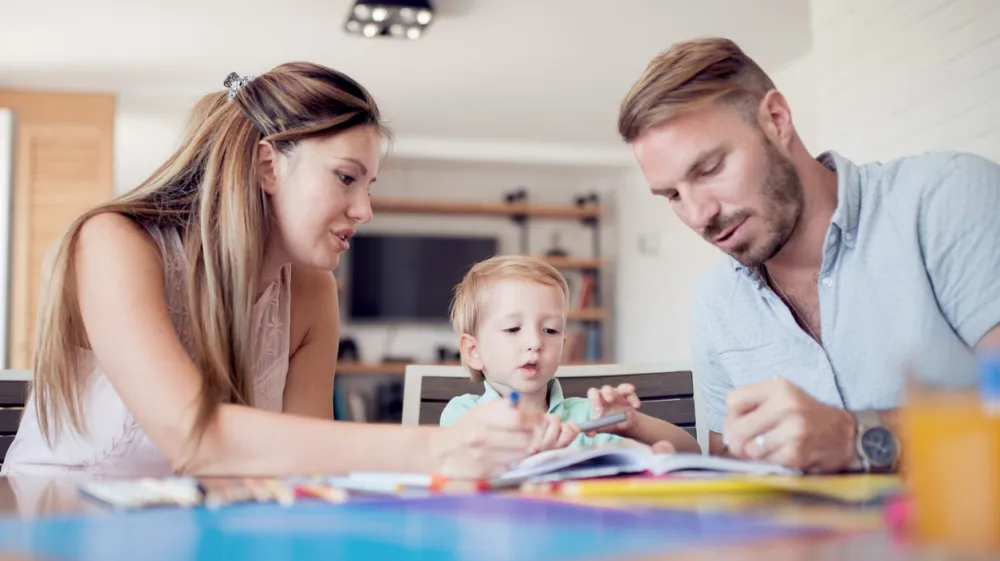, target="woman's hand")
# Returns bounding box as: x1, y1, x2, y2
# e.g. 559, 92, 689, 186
429, 399, 543, 479
528, 414, 581, 455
